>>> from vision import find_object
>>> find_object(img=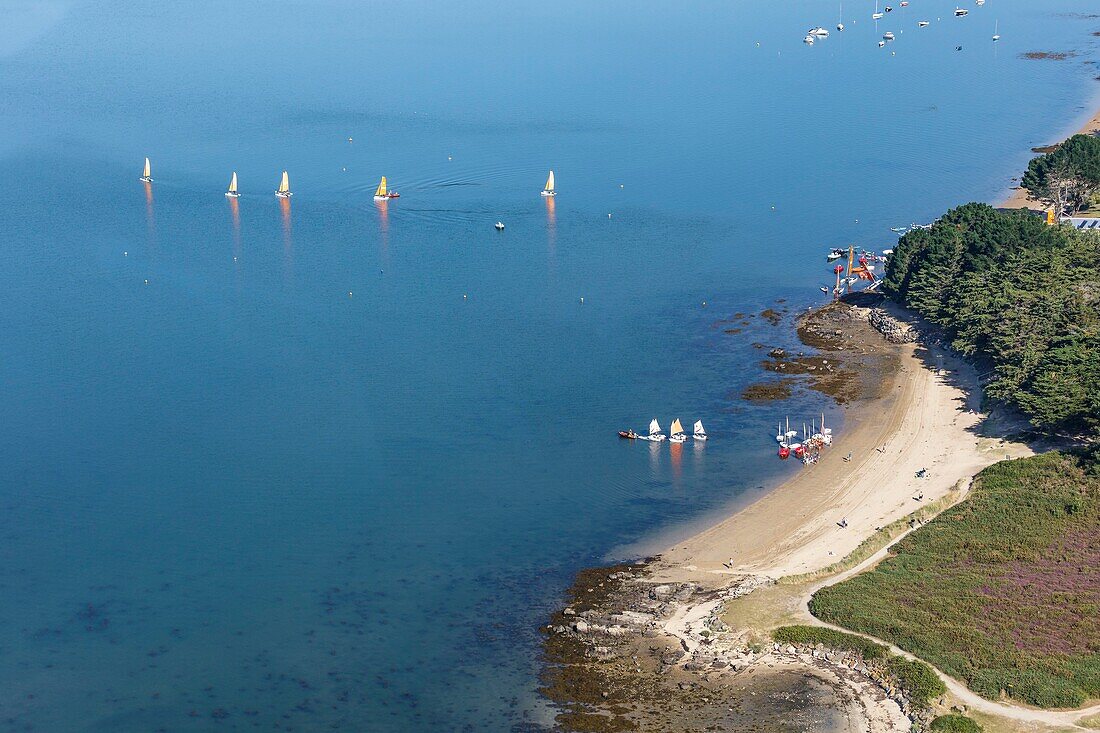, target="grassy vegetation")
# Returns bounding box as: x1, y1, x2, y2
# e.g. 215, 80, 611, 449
809, 452, 1100, 708
772, 625, 888, 659
930, 714, 983, 733
885, 656, 946, 707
